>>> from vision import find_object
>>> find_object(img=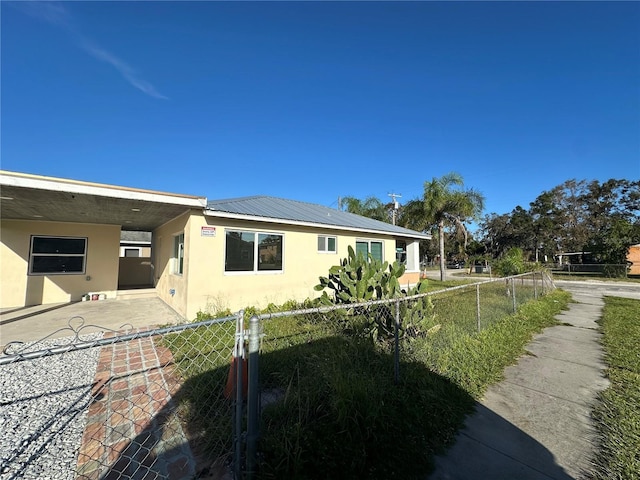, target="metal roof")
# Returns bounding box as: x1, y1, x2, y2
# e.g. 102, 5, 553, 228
206, 196, 430, 239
